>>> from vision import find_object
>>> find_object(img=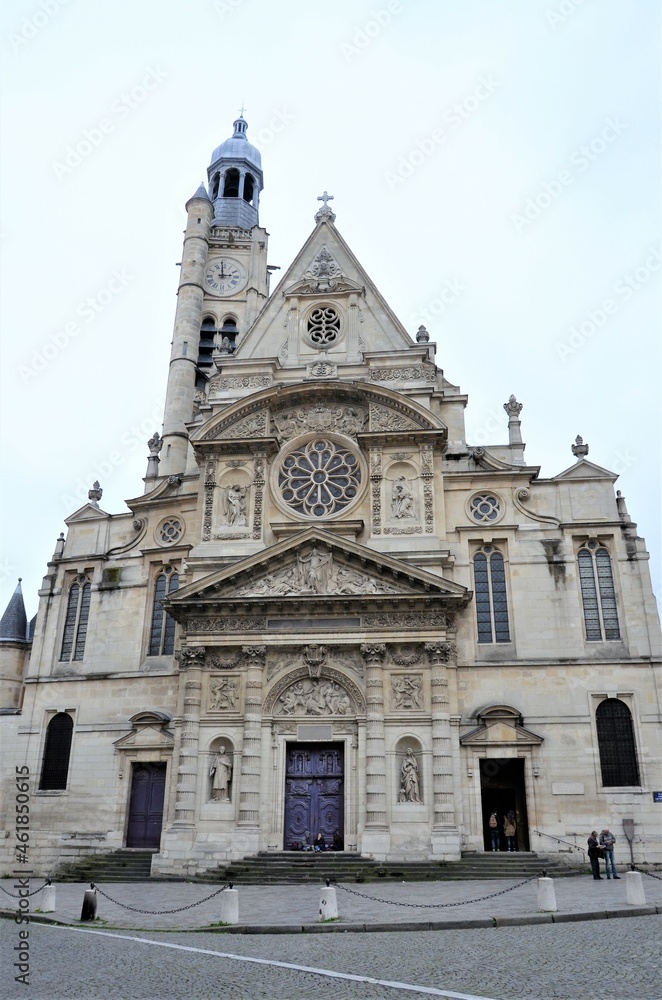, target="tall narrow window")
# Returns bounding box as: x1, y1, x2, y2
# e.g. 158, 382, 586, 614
39, 713, 73, 790
473, 545, 510, 643
223, 168, 240, 198
596, 698, 640, 786
60, 576, 91, 661
148, 567, 179, 656
578, 541, 620, 641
